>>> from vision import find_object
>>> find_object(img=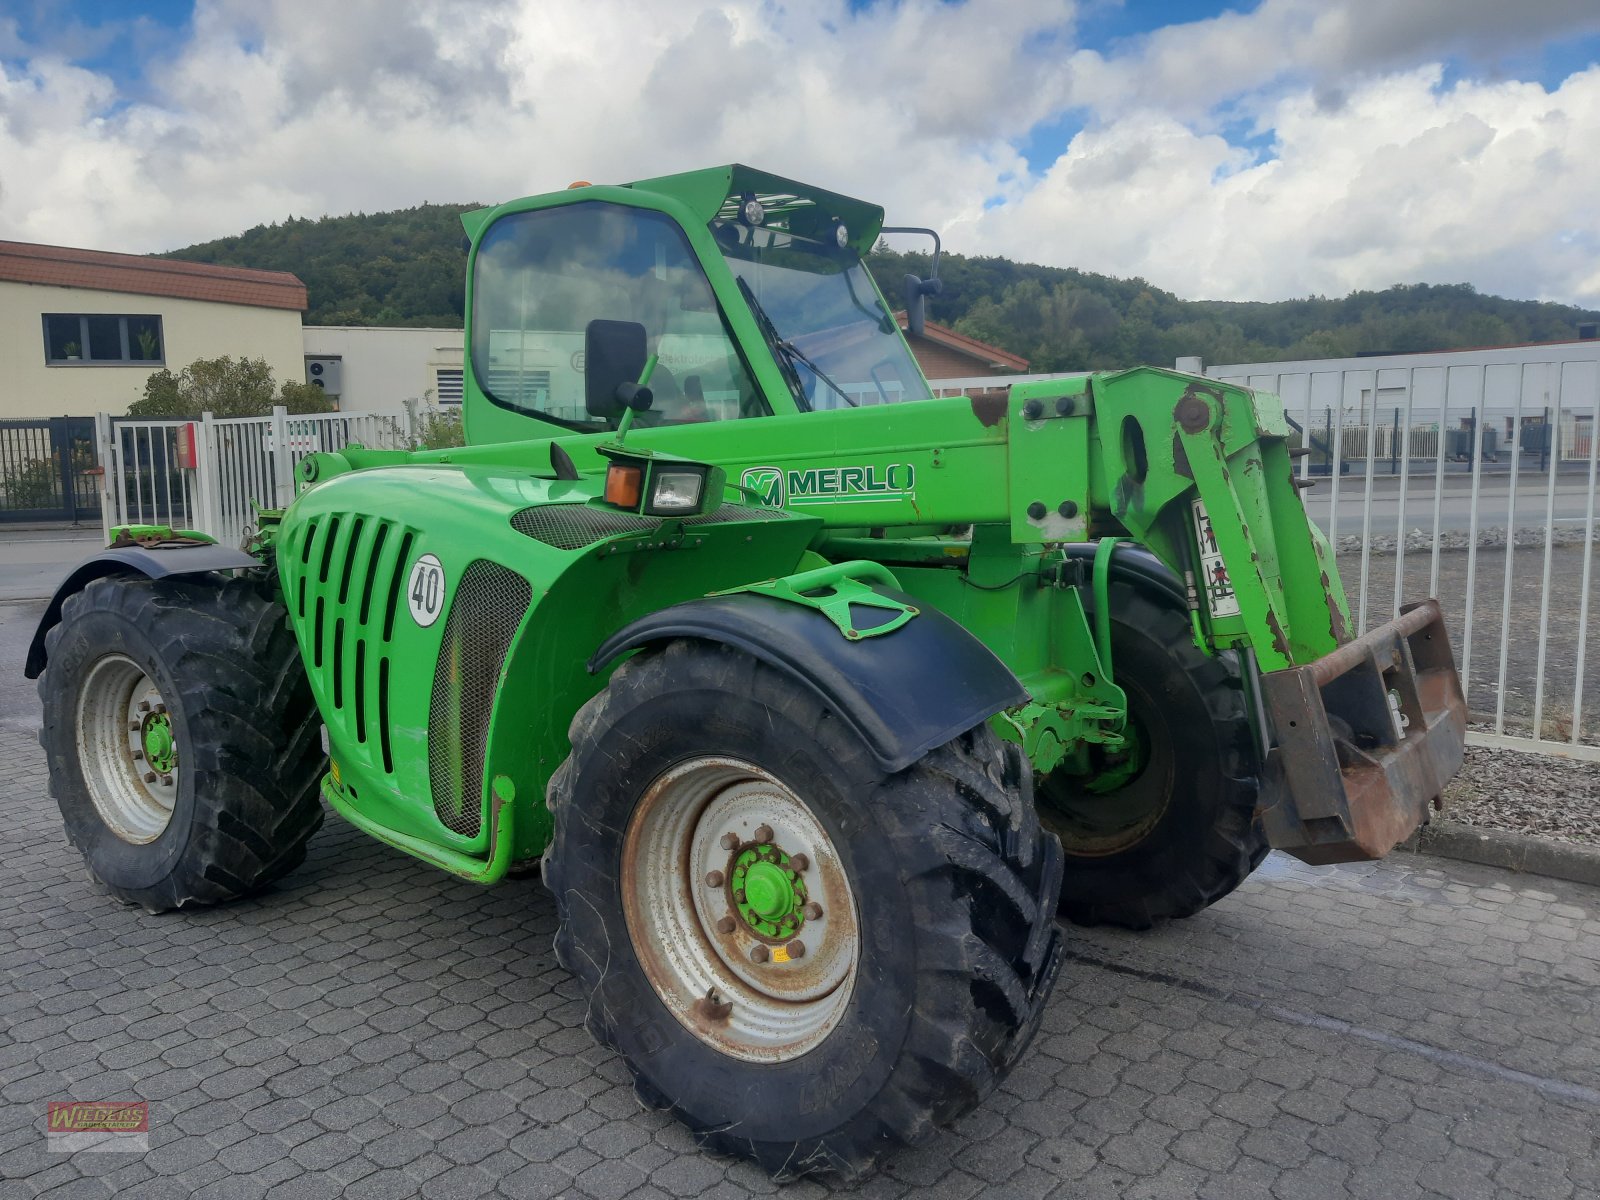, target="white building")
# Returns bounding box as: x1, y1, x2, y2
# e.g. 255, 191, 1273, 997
0, 240, 307, 420
1196, 339, 1600, 450
300, 326, 464, 414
